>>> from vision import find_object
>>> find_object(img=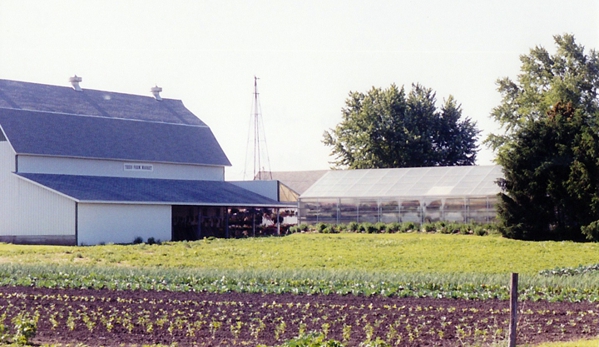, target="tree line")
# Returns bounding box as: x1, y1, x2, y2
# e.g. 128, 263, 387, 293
323, 34, 599, 242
